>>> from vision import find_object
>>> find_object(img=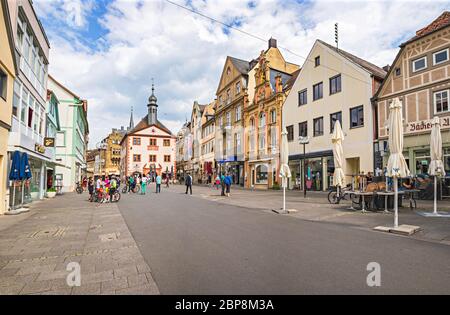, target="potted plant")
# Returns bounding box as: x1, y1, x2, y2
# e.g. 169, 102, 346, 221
47, 187, 57, 198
